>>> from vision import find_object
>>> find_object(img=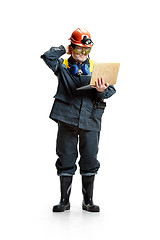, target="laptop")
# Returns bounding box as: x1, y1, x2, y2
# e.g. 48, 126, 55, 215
77, 62, 120, 90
